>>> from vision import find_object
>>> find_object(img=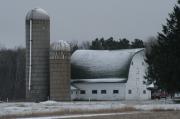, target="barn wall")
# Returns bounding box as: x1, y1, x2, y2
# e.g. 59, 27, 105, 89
125, 50, 151, 100
72, 83, 126, 100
